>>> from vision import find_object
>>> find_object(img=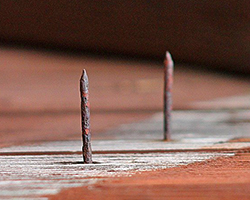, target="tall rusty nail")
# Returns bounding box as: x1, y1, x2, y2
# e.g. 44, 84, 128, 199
80, 69, 93, 163
163, 51, 174, 141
